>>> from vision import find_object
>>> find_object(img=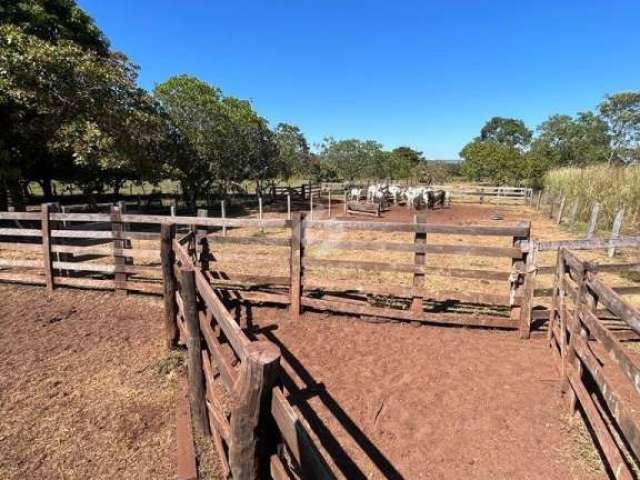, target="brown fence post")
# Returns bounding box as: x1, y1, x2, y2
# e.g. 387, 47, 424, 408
411, 214, 427, 316
289, 212, 303, 322
229, 341, 281, 480
569, 199, 580, 227
161, 224, 179, 350
520, 238, 536, 339
556, 196, 566, 225
608, 208, 625, 258
111, 205, 127, 295
586, 202, 600, 239
180, 267, 208, 436
536, 191, 543, 210
41, 203, 54, 291
511, 221, 531, 339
